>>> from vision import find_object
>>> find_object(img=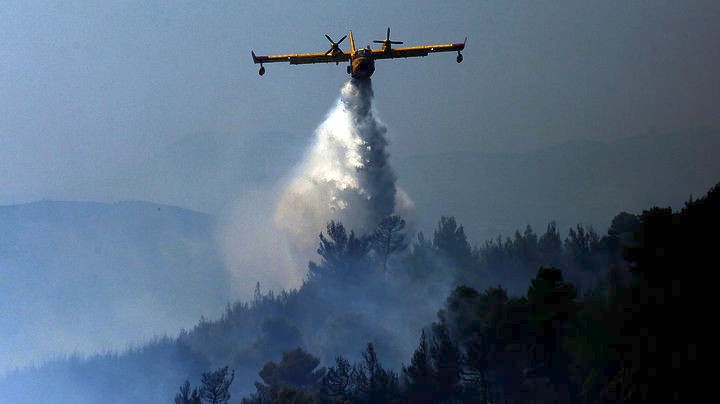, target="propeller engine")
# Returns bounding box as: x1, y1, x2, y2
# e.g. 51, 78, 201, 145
324, 34, 347, 58
373, 27, 403, 51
